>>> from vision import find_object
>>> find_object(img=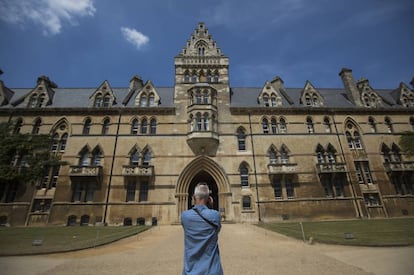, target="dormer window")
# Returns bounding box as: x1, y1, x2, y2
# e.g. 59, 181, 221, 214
94, 94, 102, 107
103, 94, 111, 107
